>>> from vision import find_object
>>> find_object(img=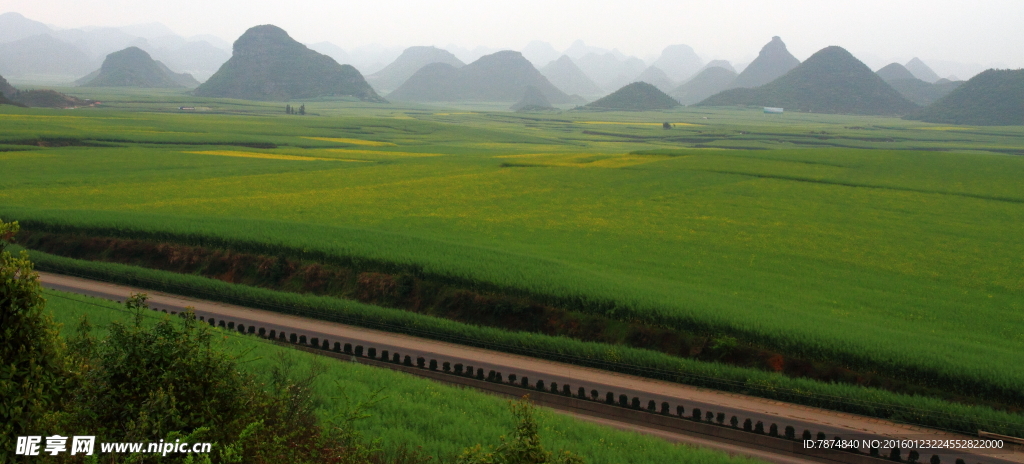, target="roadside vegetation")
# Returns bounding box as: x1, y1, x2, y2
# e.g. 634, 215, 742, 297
3, 219, 760, 463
